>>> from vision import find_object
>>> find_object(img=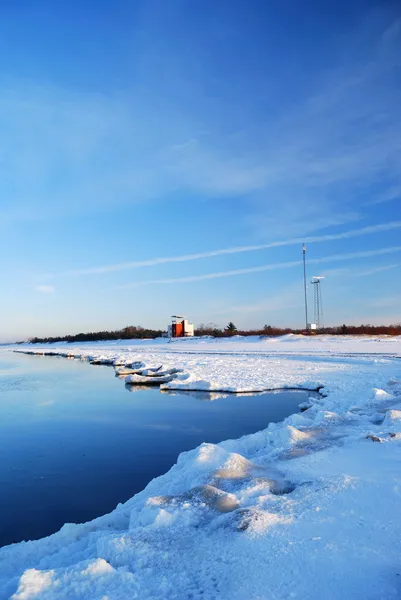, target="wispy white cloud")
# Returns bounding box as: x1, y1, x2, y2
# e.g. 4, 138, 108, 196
117, 245, 401, 289
35, 285, 55, 294
317, 267, 351, 278
353, 263, 401, 277
319, 263, 401, 278
243, 14, 401, 236
367, 186, 401, 205
0, 10, 400, 240
55, 220, 401, 277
